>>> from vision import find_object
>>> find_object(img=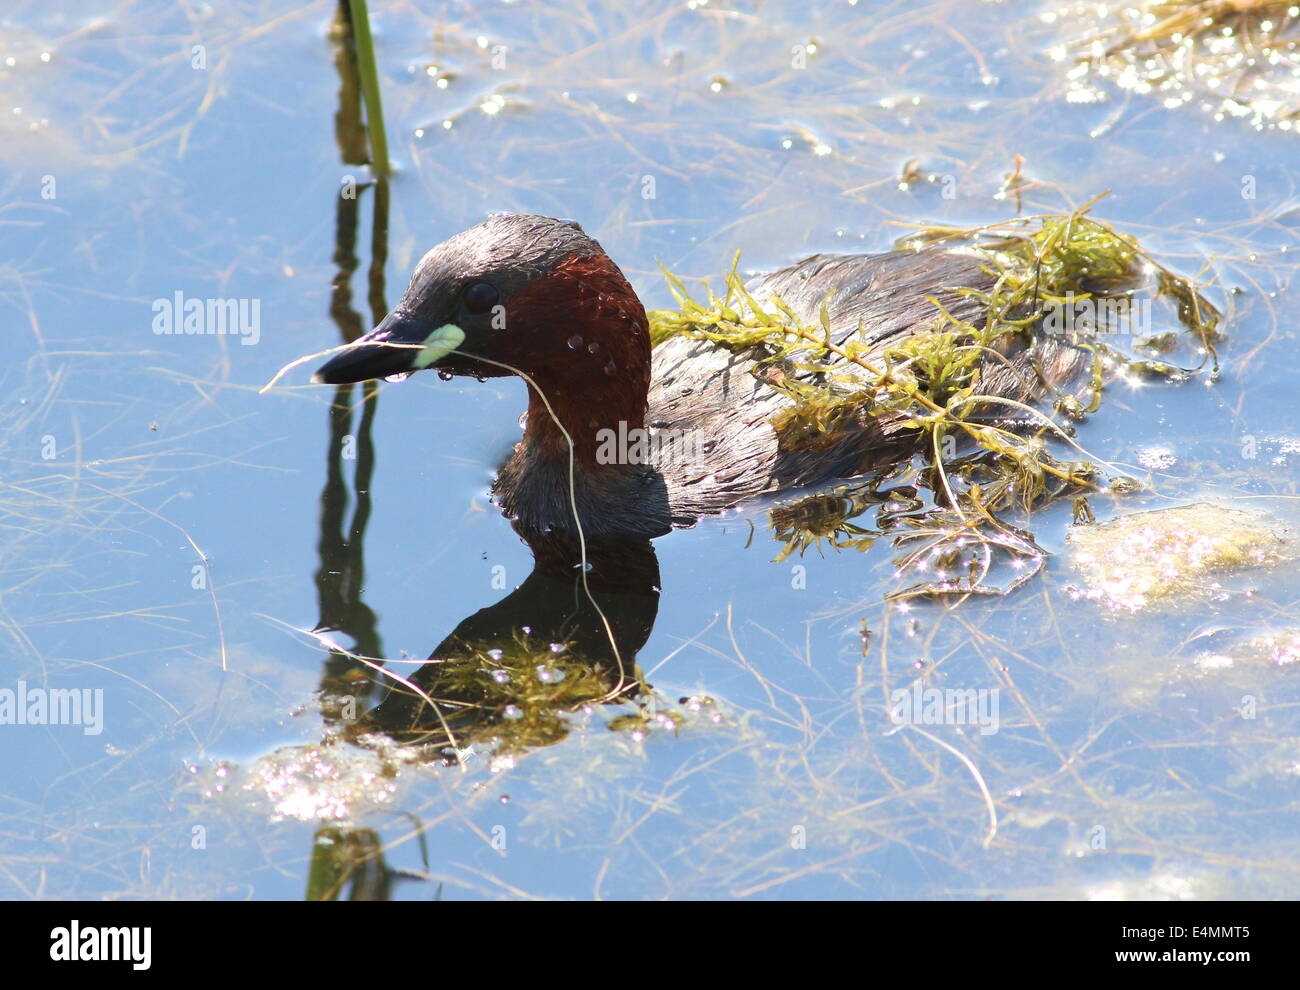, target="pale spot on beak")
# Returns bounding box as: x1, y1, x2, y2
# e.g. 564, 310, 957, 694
412, 323, 466, 368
